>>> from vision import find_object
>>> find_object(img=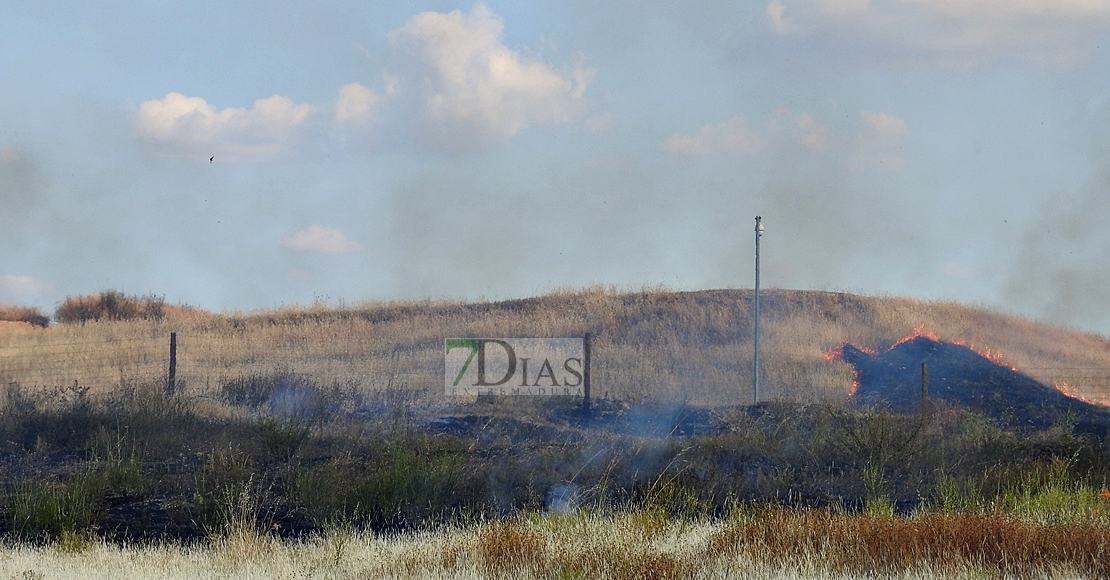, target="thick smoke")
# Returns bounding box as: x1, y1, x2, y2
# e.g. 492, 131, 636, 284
0, 143, 46, 247
1001, 164, 1110, 333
